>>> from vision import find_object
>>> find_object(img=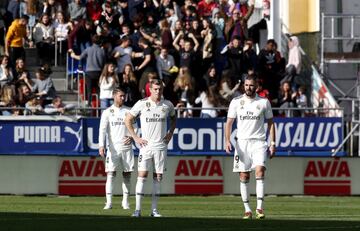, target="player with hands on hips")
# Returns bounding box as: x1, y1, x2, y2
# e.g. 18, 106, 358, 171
125, 79, 176, 218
